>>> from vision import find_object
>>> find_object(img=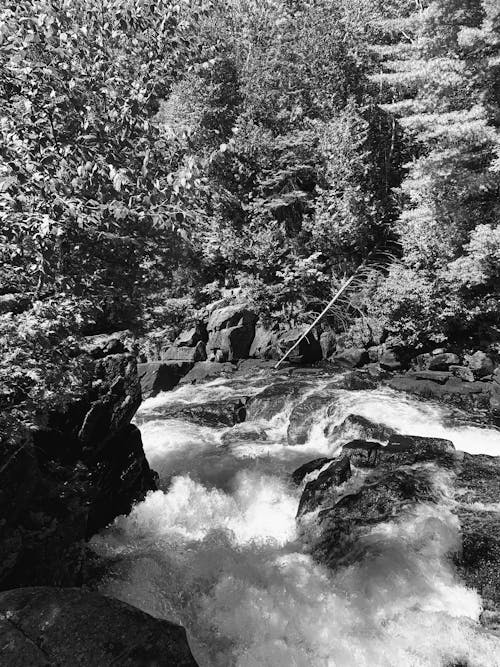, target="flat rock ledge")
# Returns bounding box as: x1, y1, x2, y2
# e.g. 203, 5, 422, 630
0, 587, 198, 667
